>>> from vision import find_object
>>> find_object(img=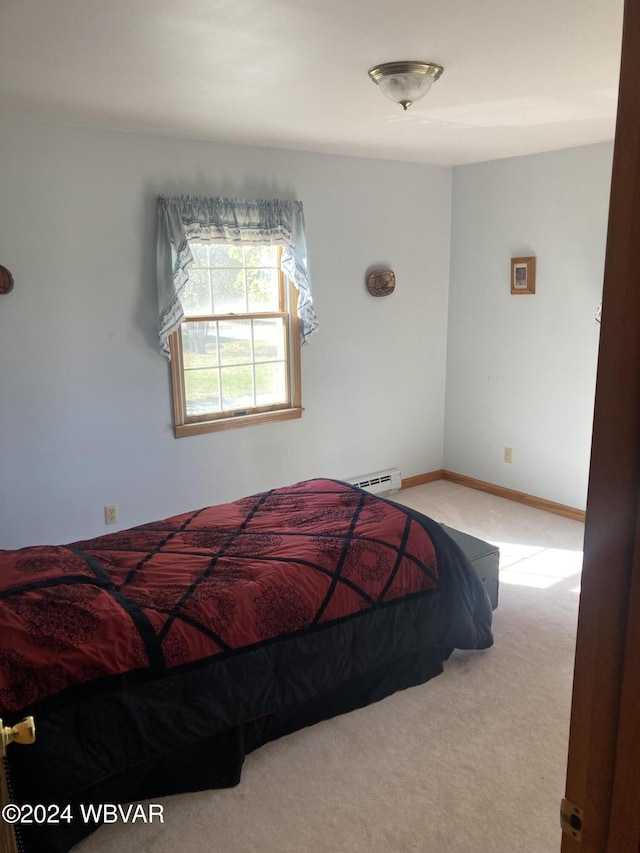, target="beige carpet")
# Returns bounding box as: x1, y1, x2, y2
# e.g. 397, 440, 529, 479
75, 481, 584, 853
